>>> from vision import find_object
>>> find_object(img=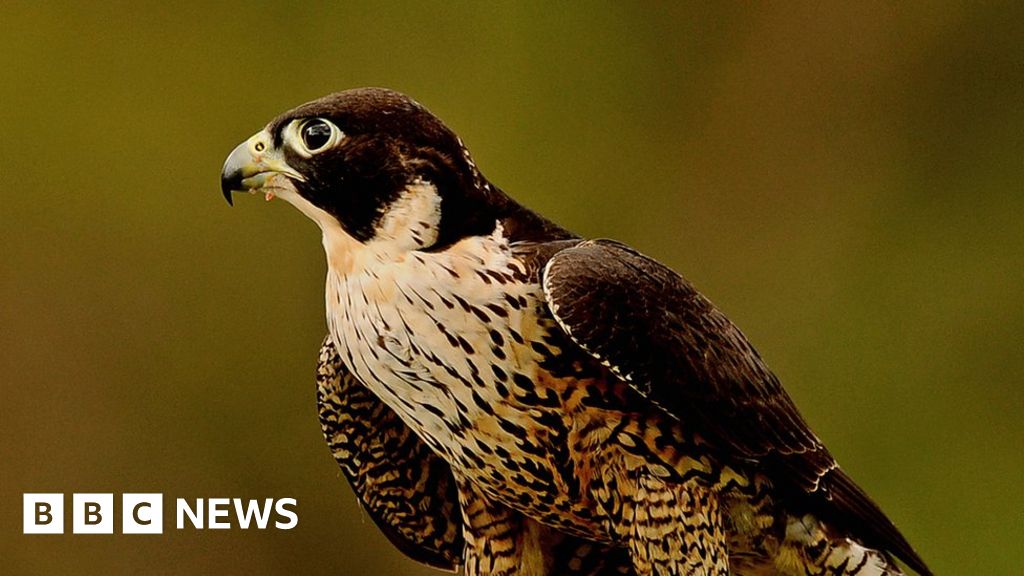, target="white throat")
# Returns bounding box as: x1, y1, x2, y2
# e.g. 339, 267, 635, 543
275, 179, 443, 277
